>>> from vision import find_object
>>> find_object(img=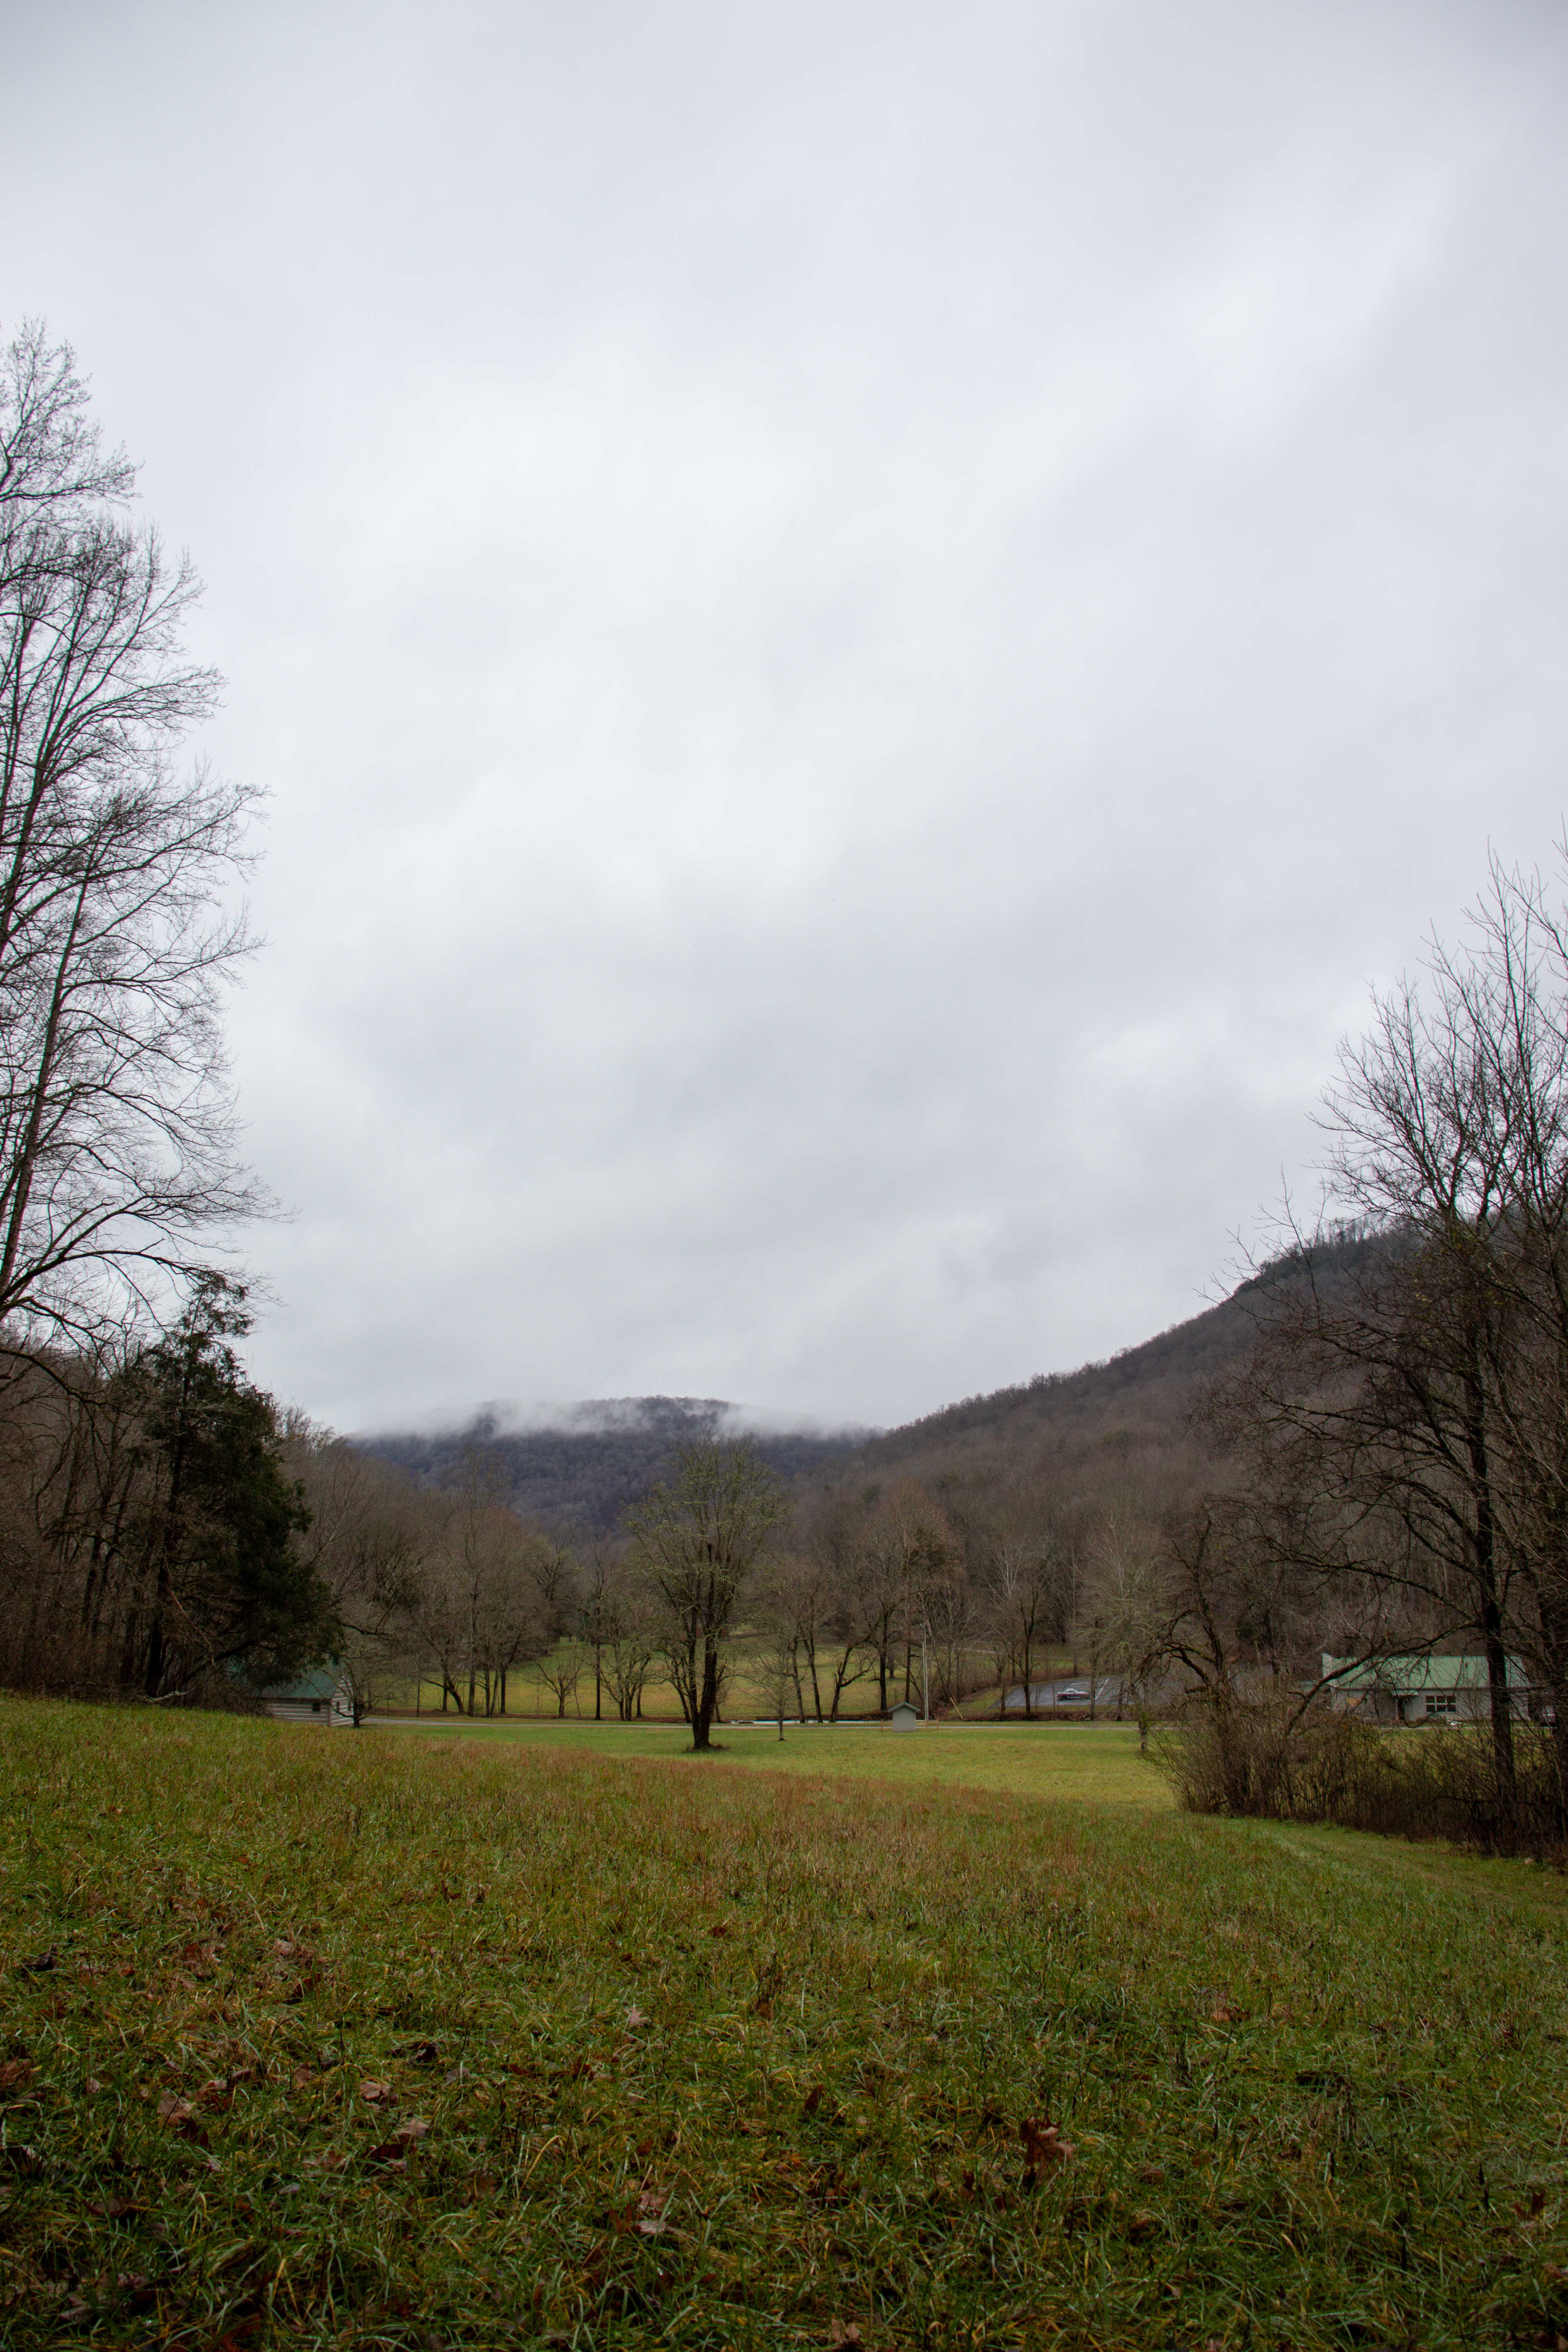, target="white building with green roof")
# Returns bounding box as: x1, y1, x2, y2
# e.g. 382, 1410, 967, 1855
1321, 1652, 1527, 1724
258, 1667, 352, 1726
